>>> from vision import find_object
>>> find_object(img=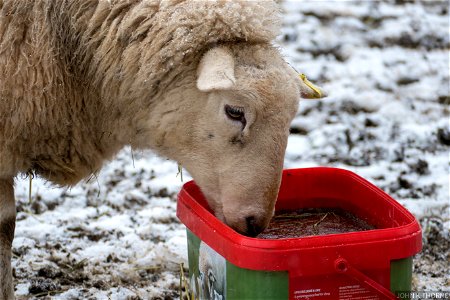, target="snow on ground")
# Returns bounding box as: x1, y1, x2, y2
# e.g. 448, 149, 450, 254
13, 151, 189, 299
12, 1, 449, 299
281, 0, 449, 291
